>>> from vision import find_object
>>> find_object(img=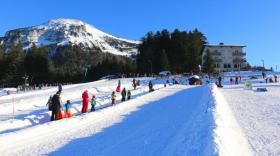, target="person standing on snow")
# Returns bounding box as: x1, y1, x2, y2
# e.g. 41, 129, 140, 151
127, 90, 131, 100
230, 77, 233, 85
218, 76, 222, 86
65, 100, 71, 113
235, 76, 239, 84
111, 91, 116, 105
51, 91, 62, 121
274, 75, 278, 83
90, 95, 97, 112
121, 88, 127, 102
132, 79, 137, 90
81, 90, 89, 113
58, 83, 62, 92
149, 81, 154, 92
